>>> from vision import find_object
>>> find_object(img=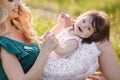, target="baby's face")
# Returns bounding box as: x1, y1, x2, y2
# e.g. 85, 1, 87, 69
74, 15, 96, 38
